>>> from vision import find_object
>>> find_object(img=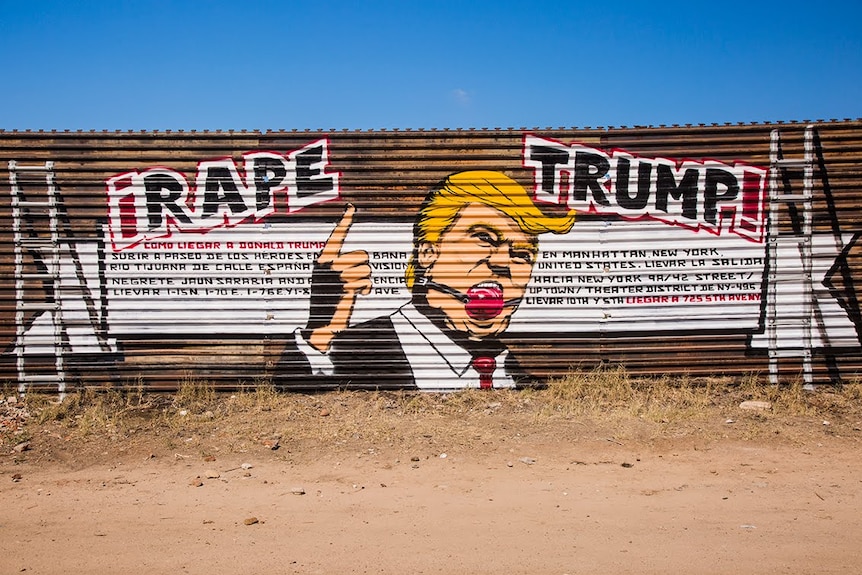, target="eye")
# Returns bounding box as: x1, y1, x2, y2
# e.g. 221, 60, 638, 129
510, 249, 535, 265
472, 230, 496, 245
